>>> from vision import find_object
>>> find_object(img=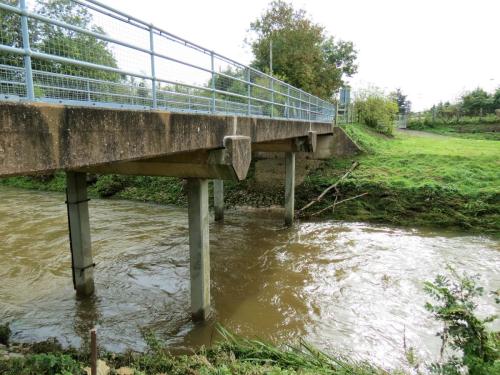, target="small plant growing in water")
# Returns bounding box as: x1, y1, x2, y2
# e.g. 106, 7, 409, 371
424, 266, 499, 374
0, 323, 11, 346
